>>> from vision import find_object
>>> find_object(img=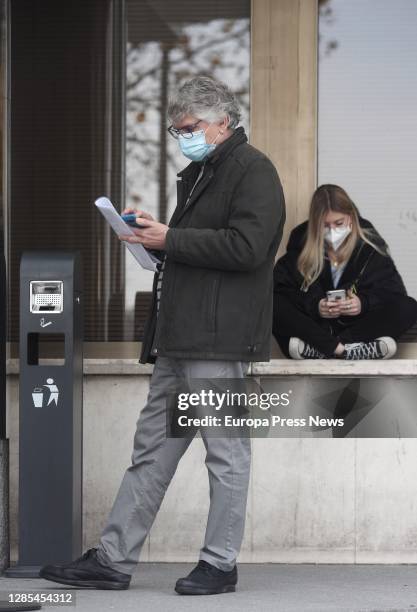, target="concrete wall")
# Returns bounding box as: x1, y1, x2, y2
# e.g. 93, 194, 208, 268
7, 364, 417, 565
